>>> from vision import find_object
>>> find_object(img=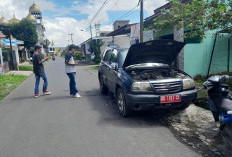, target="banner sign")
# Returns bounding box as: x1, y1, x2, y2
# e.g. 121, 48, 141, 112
2, 39, 18, 46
